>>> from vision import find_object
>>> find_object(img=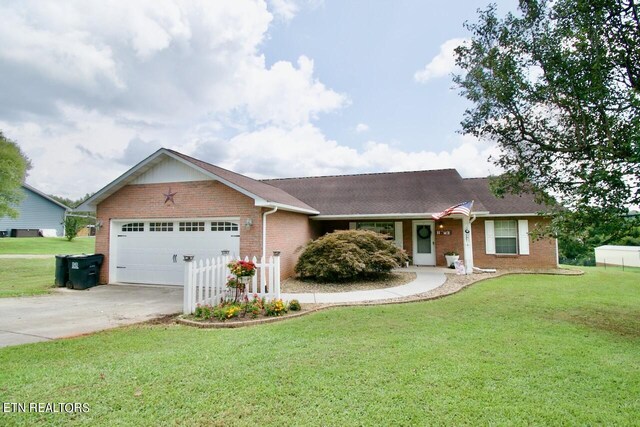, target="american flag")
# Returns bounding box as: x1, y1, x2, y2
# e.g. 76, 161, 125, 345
432, 201, 474, 220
